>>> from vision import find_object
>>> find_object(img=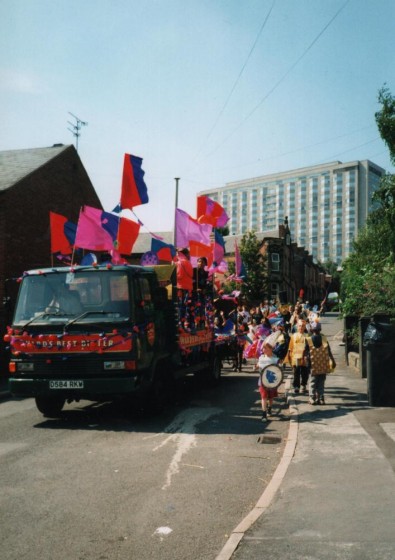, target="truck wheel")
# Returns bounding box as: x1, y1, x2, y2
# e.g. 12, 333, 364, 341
146, 367, 174, 415
197, 355, 222, 387
35, 396, 65, 418
210, 356, 222, 386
